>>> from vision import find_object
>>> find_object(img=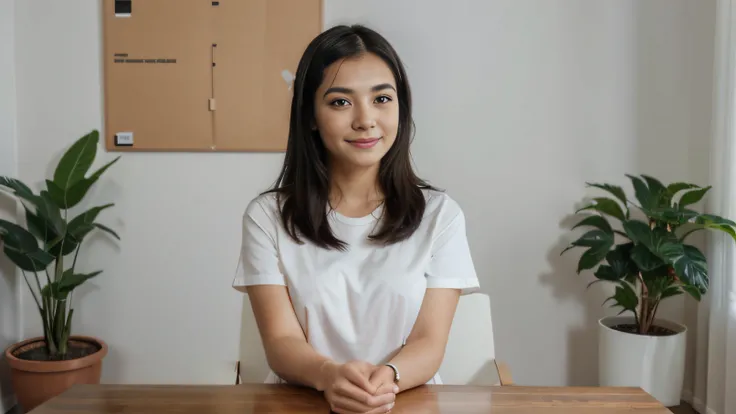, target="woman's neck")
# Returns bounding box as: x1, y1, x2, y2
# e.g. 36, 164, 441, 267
329, 161, 383, 217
